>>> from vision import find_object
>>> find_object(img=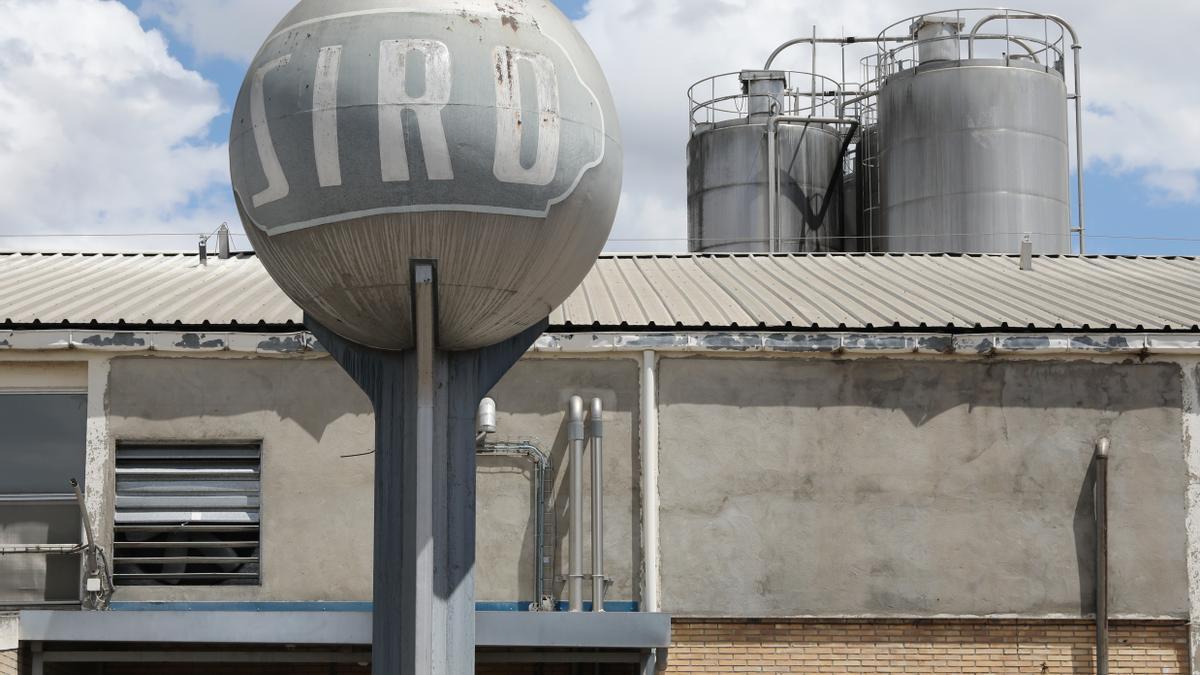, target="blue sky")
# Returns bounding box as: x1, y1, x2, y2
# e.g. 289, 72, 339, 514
4, 0, 1197, 256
